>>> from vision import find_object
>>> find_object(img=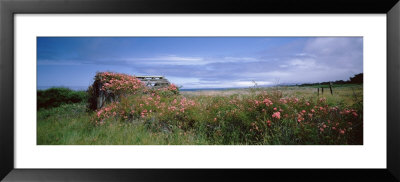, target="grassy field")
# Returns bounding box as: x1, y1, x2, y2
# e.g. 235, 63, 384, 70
37, 84, 363, 145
